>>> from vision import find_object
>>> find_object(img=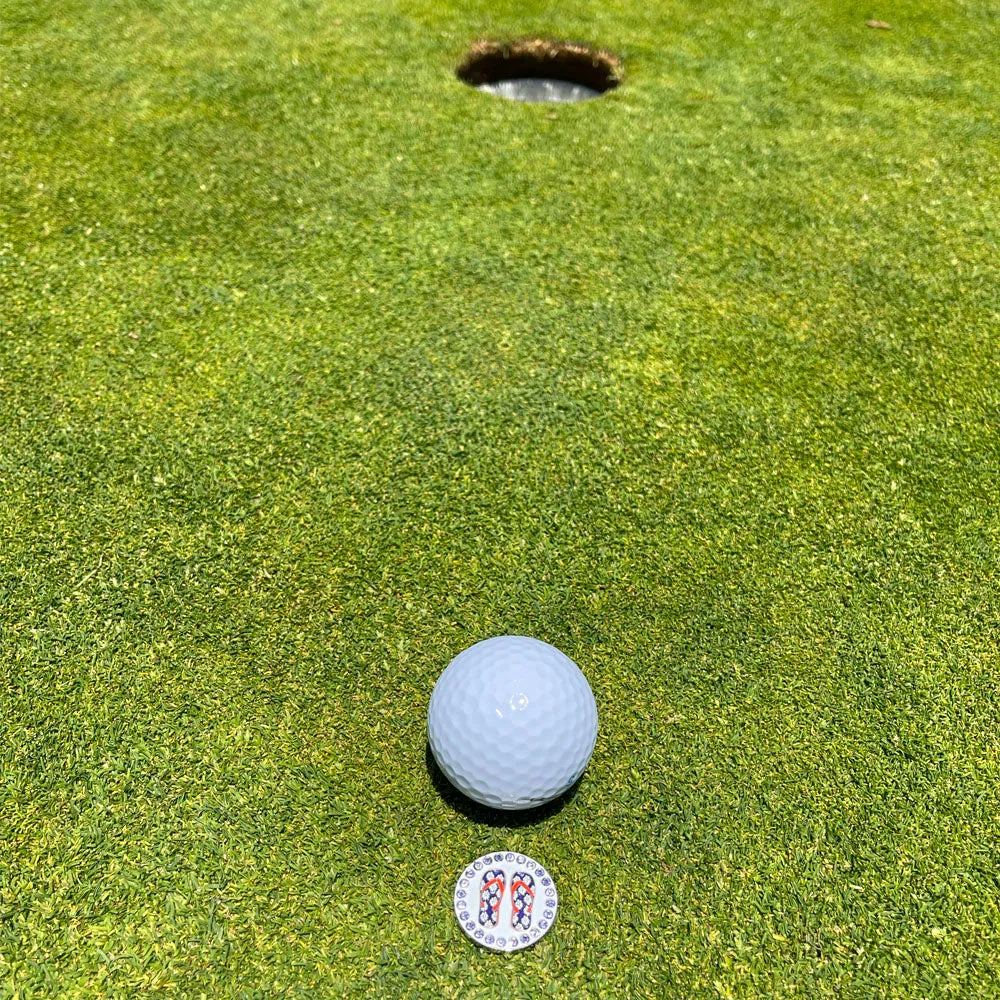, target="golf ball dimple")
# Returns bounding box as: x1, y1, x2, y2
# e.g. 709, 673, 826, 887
427, 635, 598, 810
